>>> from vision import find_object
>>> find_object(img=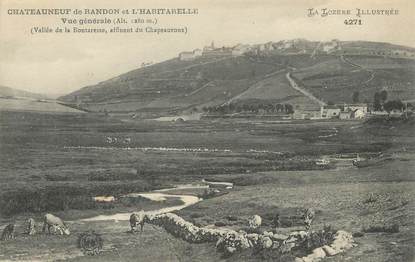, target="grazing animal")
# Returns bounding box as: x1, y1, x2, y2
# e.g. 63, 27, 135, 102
1, 224, 15, 241
26, 218, 36, 235
43, 214, 70, 235
304, 208, 315, 230
130, 211, 147, 233
248, 215, 262, 229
